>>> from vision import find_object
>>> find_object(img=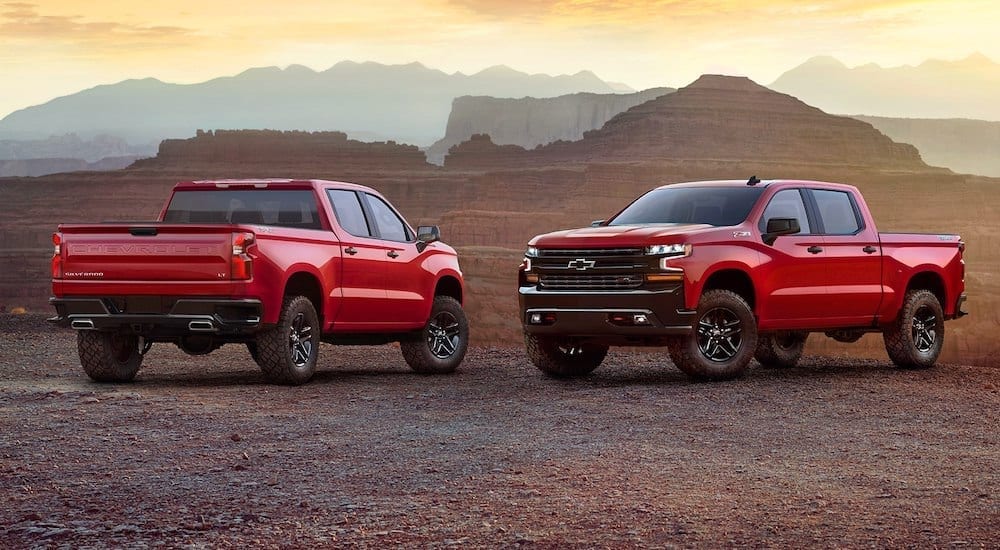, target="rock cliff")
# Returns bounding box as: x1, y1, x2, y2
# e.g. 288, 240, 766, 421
133, 130, 433, 172
446, 75, 932, 172
855, 116, 1000, 177
0, 156, 141, 178
425, 88, 672, 164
